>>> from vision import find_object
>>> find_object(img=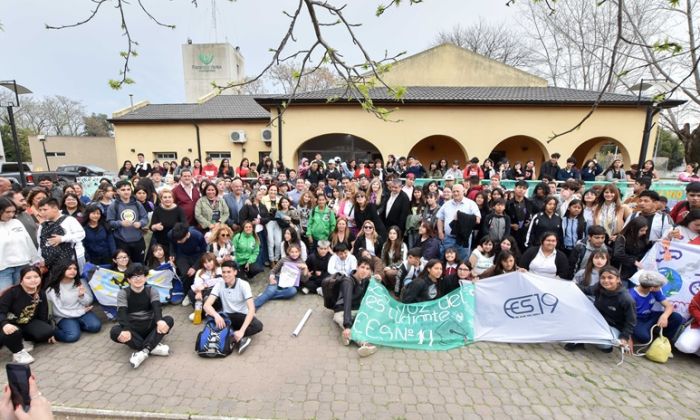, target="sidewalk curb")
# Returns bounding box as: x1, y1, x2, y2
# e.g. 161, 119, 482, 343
53, 406, 264, 420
